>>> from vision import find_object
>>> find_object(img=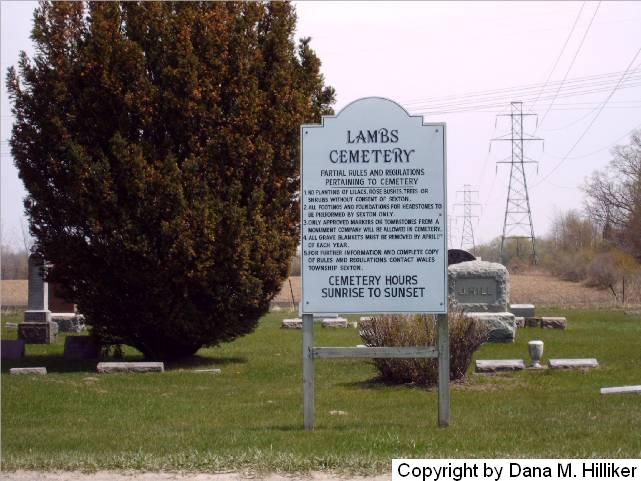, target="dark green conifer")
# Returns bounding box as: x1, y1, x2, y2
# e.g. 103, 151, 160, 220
7, 1, 334, 359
